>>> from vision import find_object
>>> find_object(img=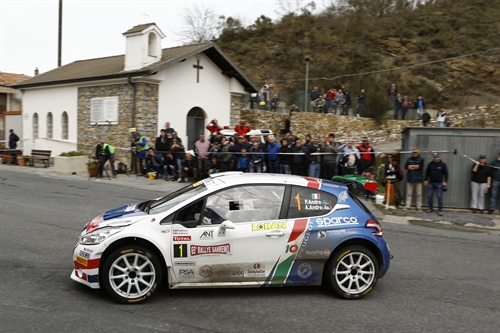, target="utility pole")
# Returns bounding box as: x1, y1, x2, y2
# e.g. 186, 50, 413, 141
58, 0, 62, 67
304, 56, 310, 113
